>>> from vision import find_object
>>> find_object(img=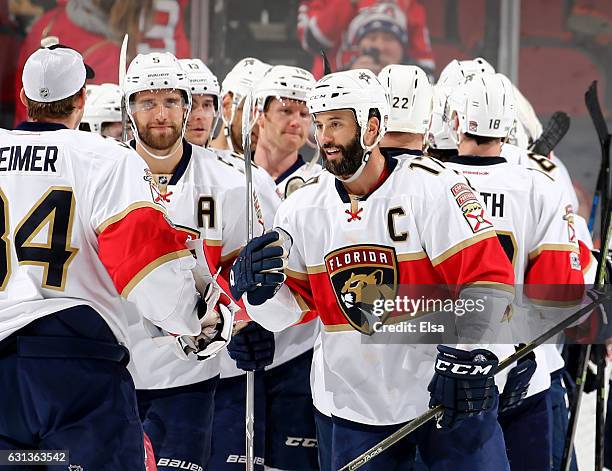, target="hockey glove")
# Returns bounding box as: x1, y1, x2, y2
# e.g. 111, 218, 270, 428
227, 321, 275, 371
428, 345, 499, 429
177, 282, 234, 361
499, 348, 536, 413
229, 229, 292, 305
